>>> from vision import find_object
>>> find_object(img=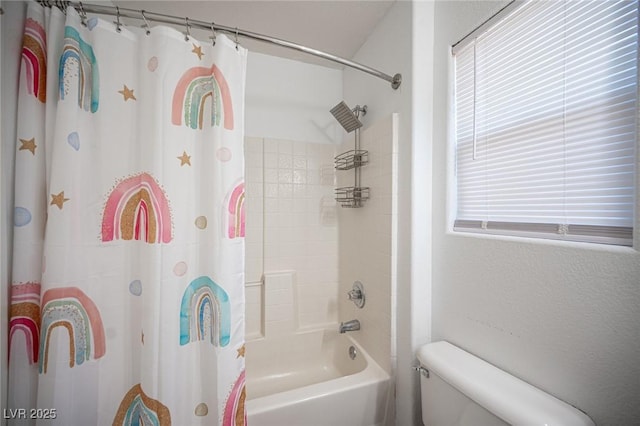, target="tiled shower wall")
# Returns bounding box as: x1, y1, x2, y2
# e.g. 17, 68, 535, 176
337, 114, 398, 374
244, 137, 339, 339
